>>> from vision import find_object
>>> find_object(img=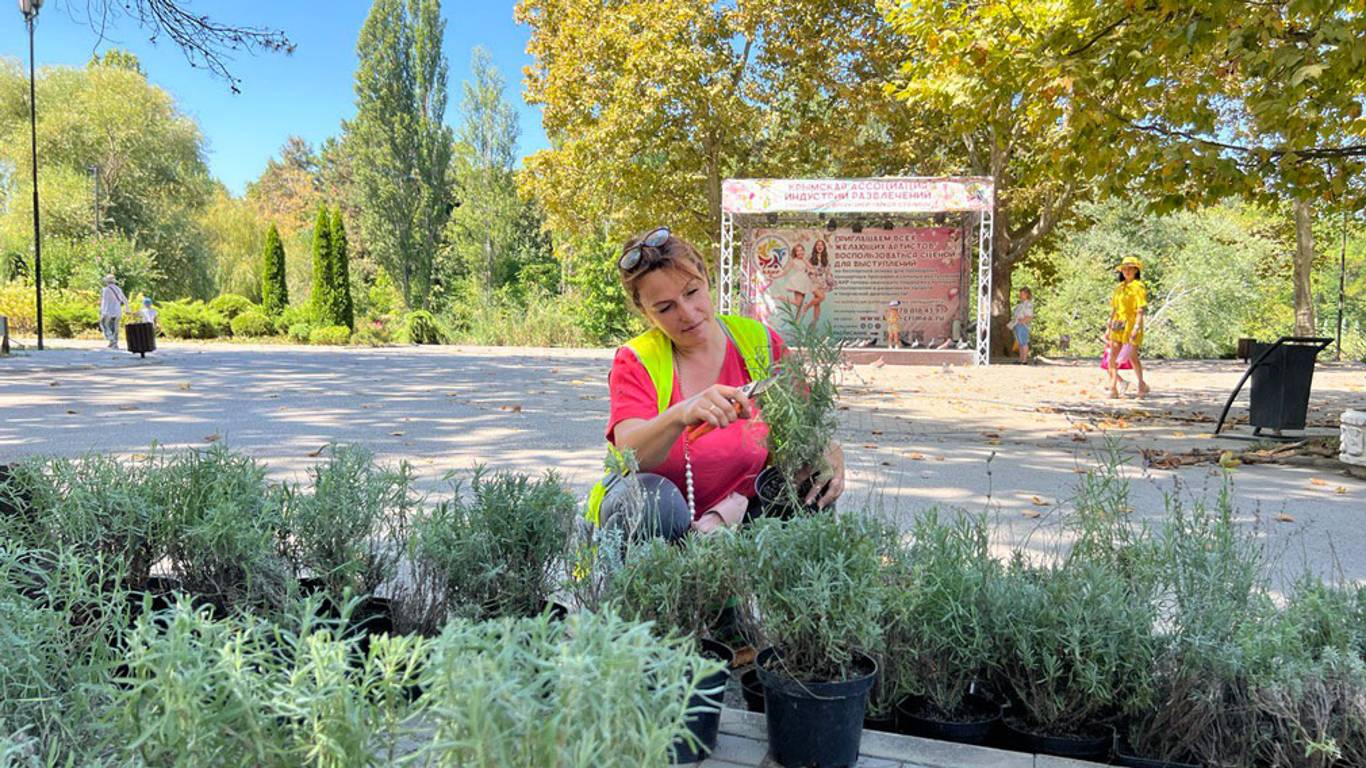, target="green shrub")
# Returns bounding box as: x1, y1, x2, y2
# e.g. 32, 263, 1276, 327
207, 293, 258, 321
351, 316, 396, 346
0, 453, 168, 586
276, 303, 320, 334
230, 310, 274, 337
988, 557, 1159, 738
113, 599, 427, 766
42, 301, 100, 338
417, 610, 720, 768
159, 300, 228, 339
260, 223, 289, 316
607, 532, 741, 643
283, 445, 419, 602
308, 325, 351, 346
403, 309, 444, 345
154, 445, 293, 614
287, 323, 314, 343
0, 547, 128, 762
412, 468, 576, 628
735, 511, 890, 682
757, 309, 843, 504
884, 510, 999, 719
